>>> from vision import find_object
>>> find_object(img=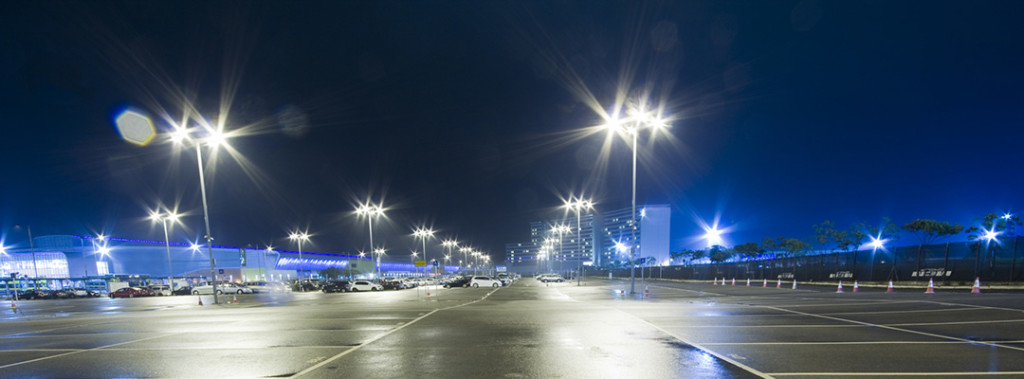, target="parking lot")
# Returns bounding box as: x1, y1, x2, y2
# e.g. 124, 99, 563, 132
2, 278, 1024, 378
